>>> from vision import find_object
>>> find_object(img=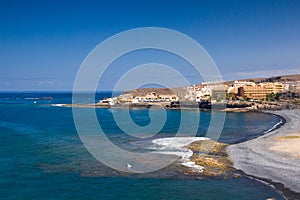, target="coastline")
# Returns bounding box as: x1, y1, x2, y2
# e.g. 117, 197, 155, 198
53, 102, 299, 198
227, 109, 300, 199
